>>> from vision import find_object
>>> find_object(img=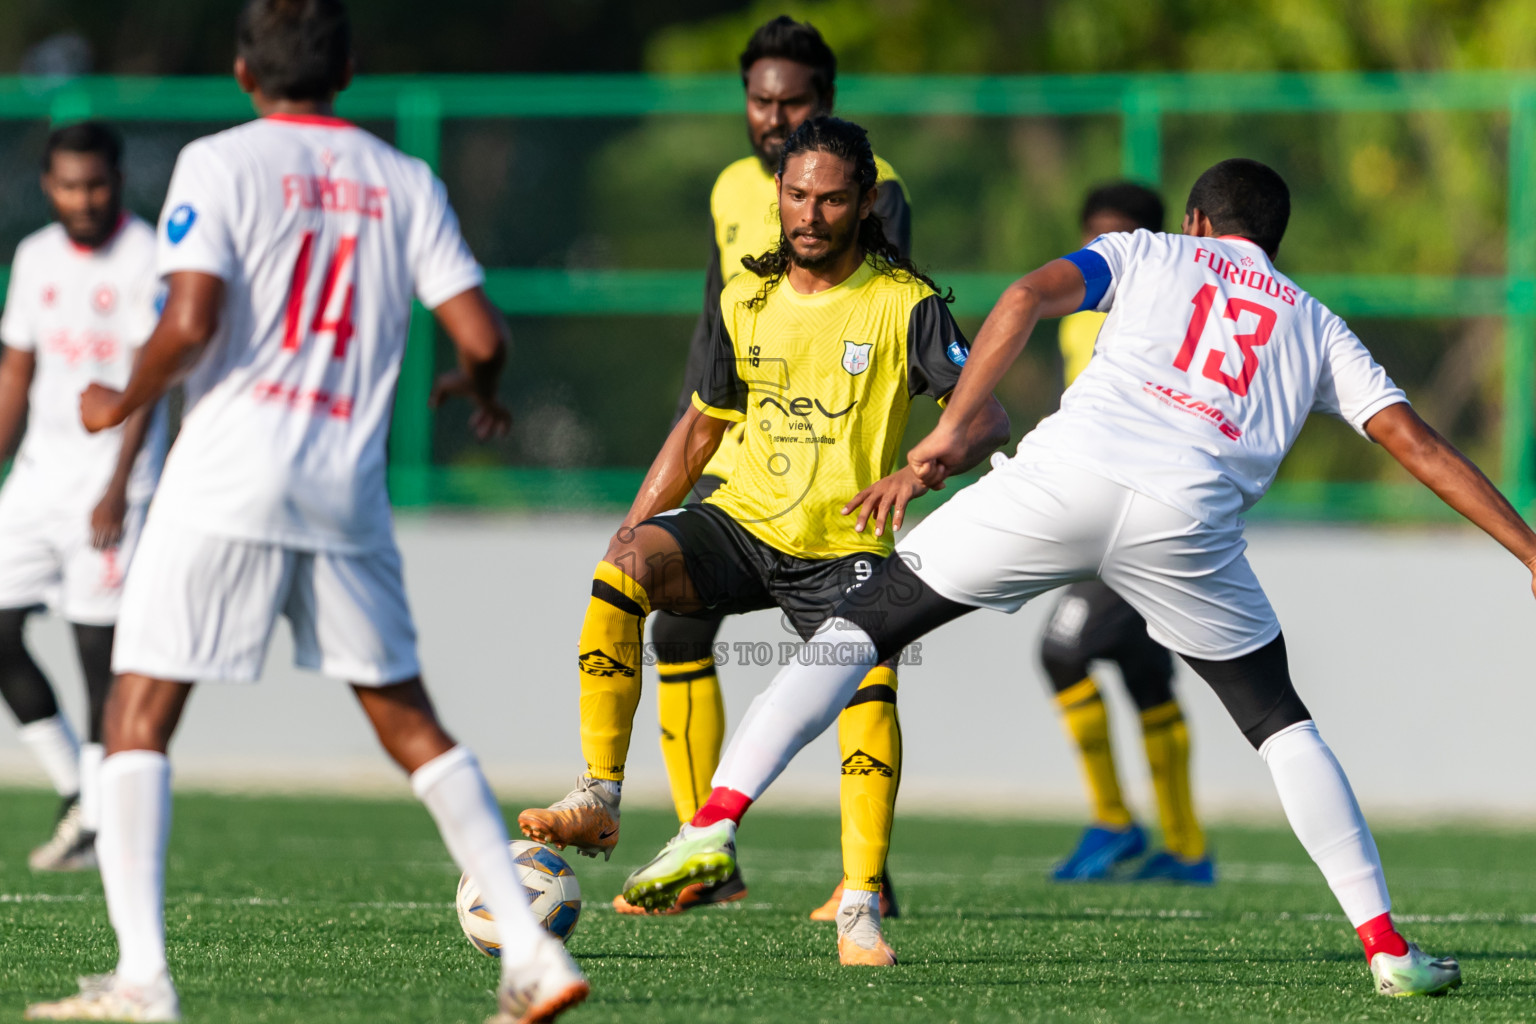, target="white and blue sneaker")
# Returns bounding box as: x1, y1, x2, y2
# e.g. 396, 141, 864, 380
1371, 943, 1462, 997
1051, 823, 1147, 881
